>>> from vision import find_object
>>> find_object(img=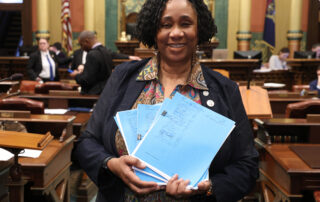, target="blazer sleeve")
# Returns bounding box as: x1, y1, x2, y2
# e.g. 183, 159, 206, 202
26, 53, 38, 80
107, 47, 129, 60
211, 83, 259, 202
